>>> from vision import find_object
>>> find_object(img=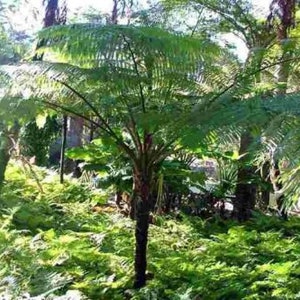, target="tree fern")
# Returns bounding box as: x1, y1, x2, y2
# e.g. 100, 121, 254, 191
2, 23, 300, 287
